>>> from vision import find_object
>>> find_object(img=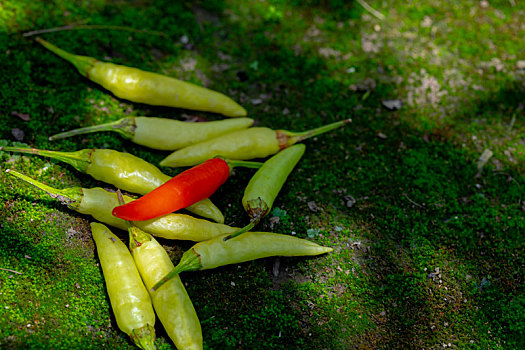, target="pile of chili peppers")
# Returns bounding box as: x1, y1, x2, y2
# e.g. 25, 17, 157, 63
3, 38, 351, 350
